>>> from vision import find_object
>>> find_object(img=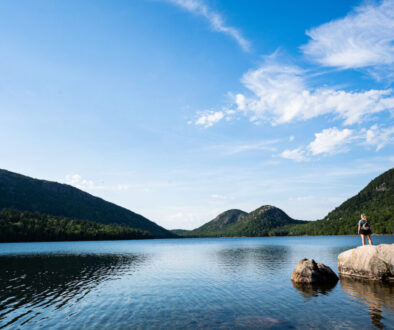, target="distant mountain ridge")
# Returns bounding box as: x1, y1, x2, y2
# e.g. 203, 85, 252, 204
174, 167, 394, 237
180, 206, 307, 237
229, 205, 307, 236
1, 167, 393, 240
0, 169, 175, 238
